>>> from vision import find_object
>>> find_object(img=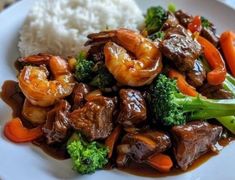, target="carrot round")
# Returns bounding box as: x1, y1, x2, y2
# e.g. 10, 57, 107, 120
168, 69, 198, 97
220, 31, 235, 76
147, 153, 173, 173
105, 126, 121, 158
4, 117, 43, 143
197, 36, 226, 85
